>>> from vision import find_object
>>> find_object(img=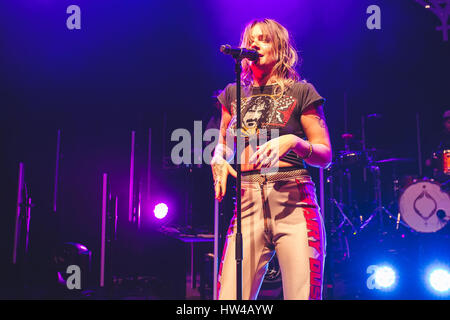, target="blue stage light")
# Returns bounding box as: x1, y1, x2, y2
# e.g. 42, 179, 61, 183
367, 264, 397, 291
374, 265, 397, 289
428, 267, 450, 294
